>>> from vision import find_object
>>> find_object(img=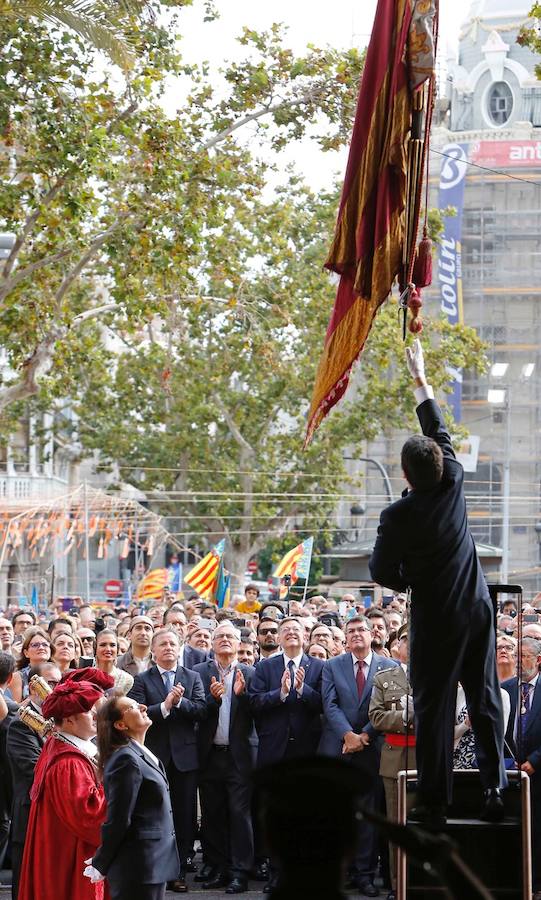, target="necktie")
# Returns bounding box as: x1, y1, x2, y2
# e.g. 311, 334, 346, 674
356, 661, 365, 699
287, 659, 296, 701
163, 670, 174, 692
521, 682, 531, 723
